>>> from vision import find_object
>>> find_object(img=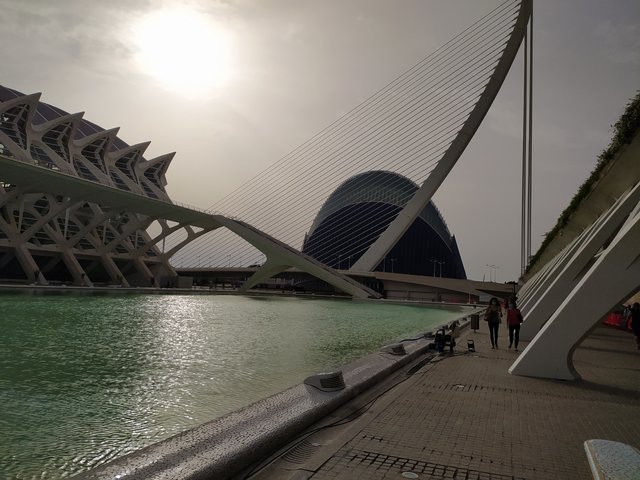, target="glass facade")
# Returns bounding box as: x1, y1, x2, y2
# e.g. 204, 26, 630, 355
302, 171, 466, 279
